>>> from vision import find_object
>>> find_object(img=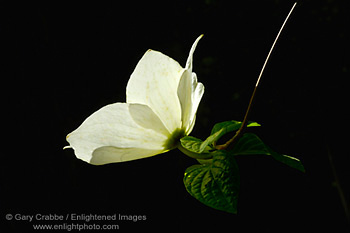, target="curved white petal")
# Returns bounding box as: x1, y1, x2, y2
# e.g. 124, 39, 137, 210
91, 147, 164, 165
185, 34, 203, 70
126, 49, 184, 134
66, 103, 169, 164
189, 73, 204, 129
177, 35, 205, 134
129, 103, 170, 136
